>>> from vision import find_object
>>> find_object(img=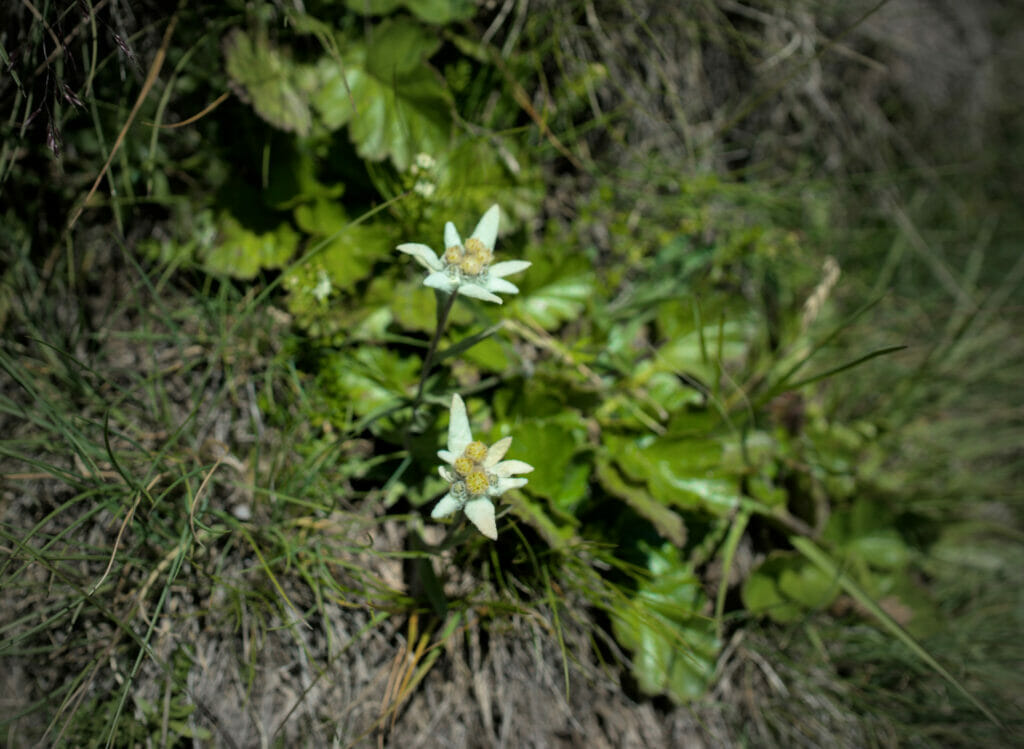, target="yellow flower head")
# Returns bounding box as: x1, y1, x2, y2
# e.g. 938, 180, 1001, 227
443, 245, 464, 265
463, 441, 489, 464
431, 394, 535, 540
453, 454, 475, 477
465, 469, 490, 497
396, 205, 531, 305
